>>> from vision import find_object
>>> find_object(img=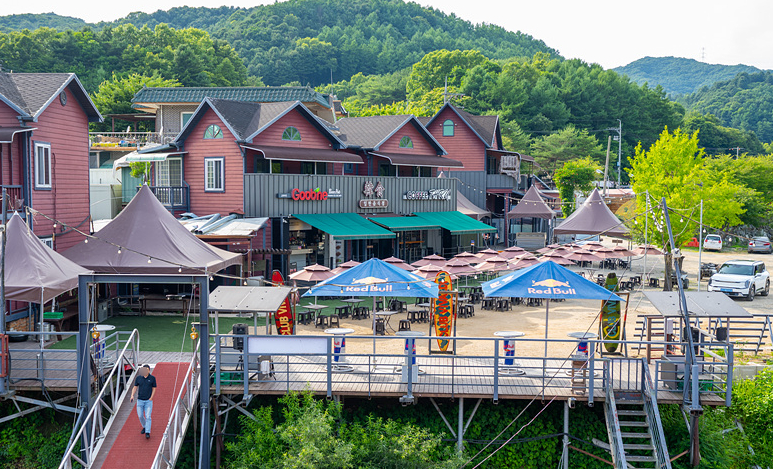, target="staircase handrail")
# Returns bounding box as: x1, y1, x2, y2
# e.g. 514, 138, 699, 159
641, 357, 672, 469
603, 360, 628, 468
58, 328, 140, 469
